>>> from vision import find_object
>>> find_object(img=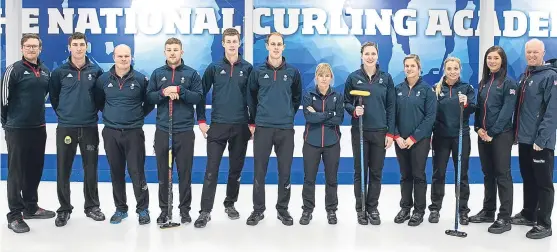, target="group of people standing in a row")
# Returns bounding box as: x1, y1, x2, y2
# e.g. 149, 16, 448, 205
1, 29, 554, 240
